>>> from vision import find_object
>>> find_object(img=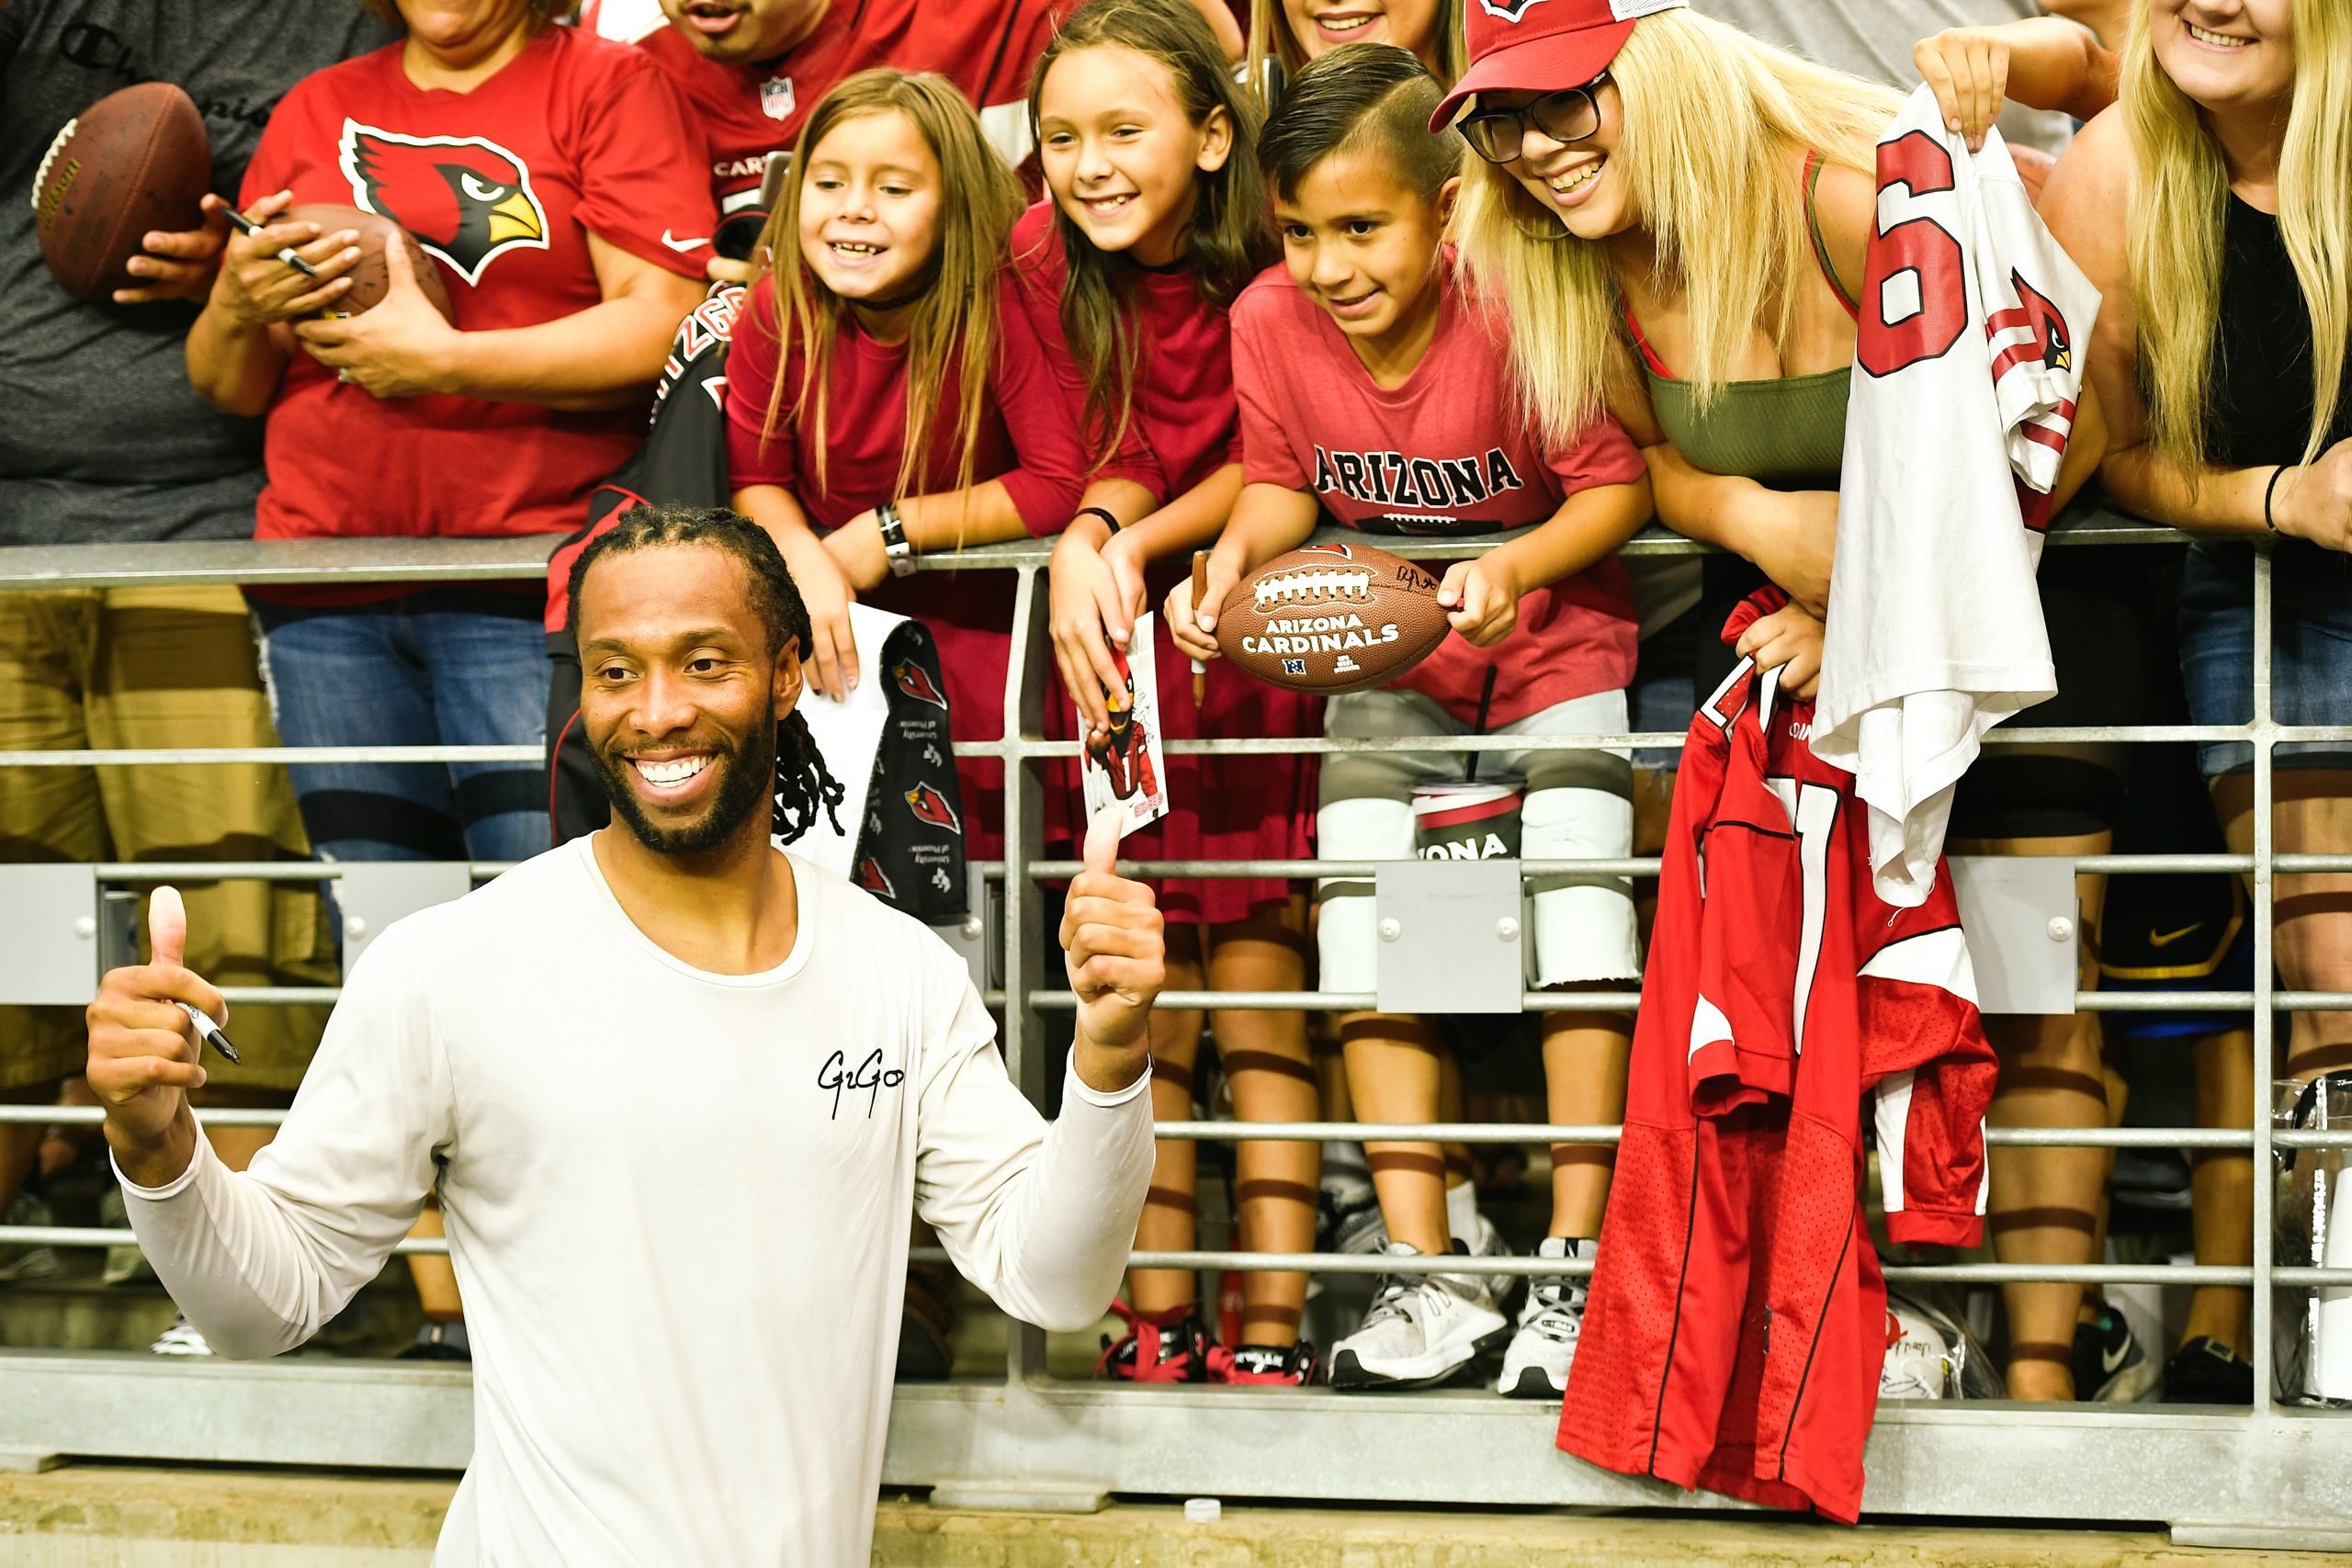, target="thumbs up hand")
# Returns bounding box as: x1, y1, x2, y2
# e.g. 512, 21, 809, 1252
1059, 808, 1166, 1080
85, 886, 222, 1179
